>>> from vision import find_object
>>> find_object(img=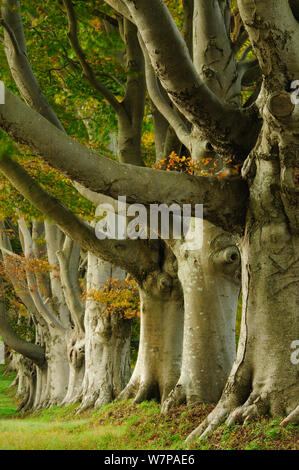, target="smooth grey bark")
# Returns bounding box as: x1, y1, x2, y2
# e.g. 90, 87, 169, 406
1, 1, 145, 410
56, 237, 85, 405
0, 2, 246, 414
193, 0, 241, 107
0, 3, 183, 410
158, 2, 243, 411
25, 226, 71, 408
17, 219, 71, 407
117, 18, 146, 166
150, 100, 170, 162
0, 2, 249, 231
188, 185, 299, 439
